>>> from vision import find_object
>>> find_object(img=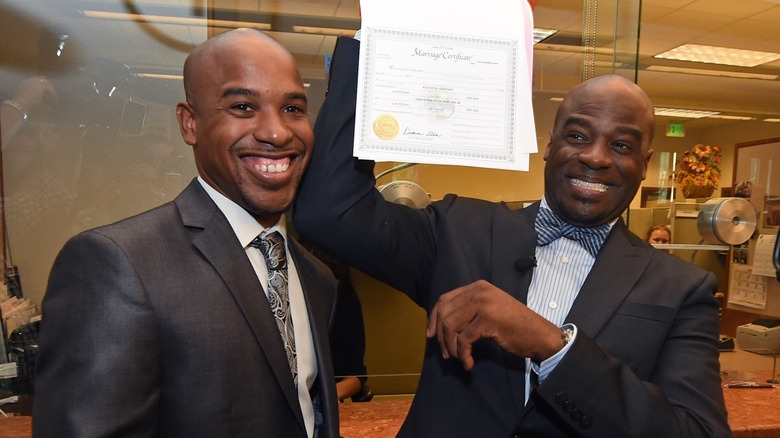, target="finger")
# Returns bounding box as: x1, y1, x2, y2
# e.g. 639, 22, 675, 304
457, 336, 475, 371
440, 312, 463, 361
455, 317, 482, 370
426, 301, 441, 338
426, 286, 463, 338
